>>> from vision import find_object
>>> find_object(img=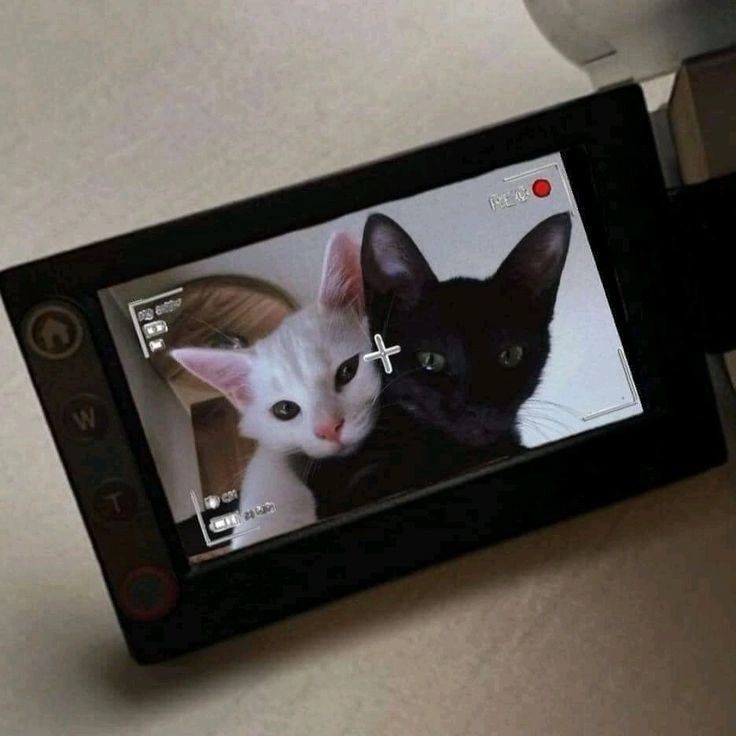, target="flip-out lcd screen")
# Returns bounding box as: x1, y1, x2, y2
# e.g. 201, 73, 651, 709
99, 152, 642, 563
